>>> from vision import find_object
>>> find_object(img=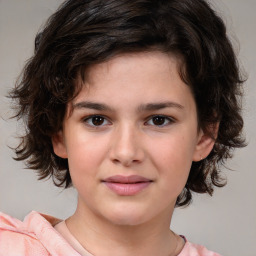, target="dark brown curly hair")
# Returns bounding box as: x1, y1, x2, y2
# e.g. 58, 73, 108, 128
10, 0, 245, 207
